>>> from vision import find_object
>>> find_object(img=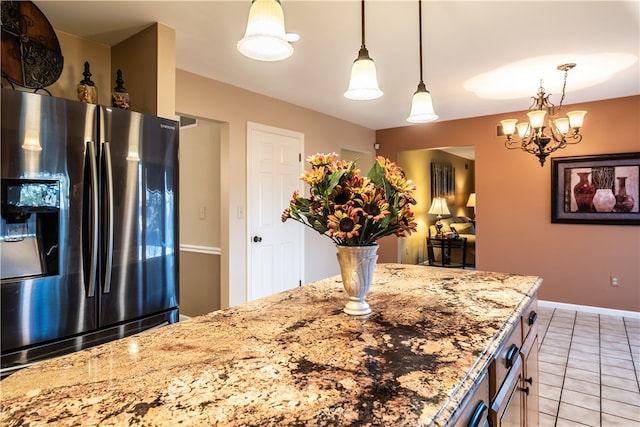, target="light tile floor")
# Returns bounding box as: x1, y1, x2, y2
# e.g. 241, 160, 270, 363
537, 305, 640, 426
